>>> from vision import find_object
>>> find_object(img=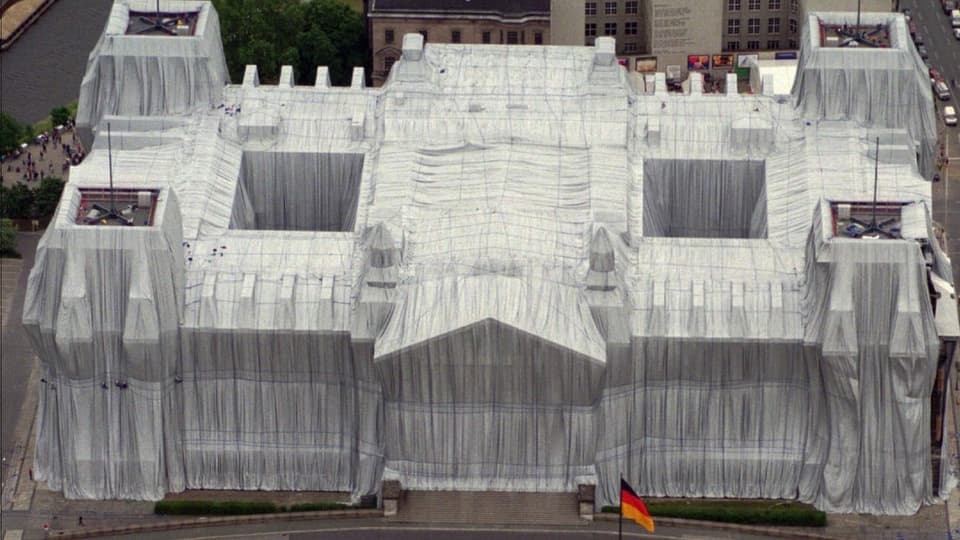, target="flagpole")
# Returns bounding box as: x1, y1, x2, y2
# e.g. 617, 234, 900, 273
619, 473, 623, 540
